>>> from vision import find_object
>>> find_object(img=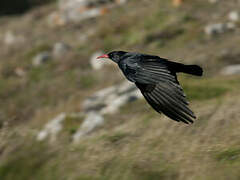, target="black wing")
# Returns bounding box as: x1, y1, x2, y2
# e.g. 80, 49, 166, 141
120, 56, 196, 124
136, 82, 195, 124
